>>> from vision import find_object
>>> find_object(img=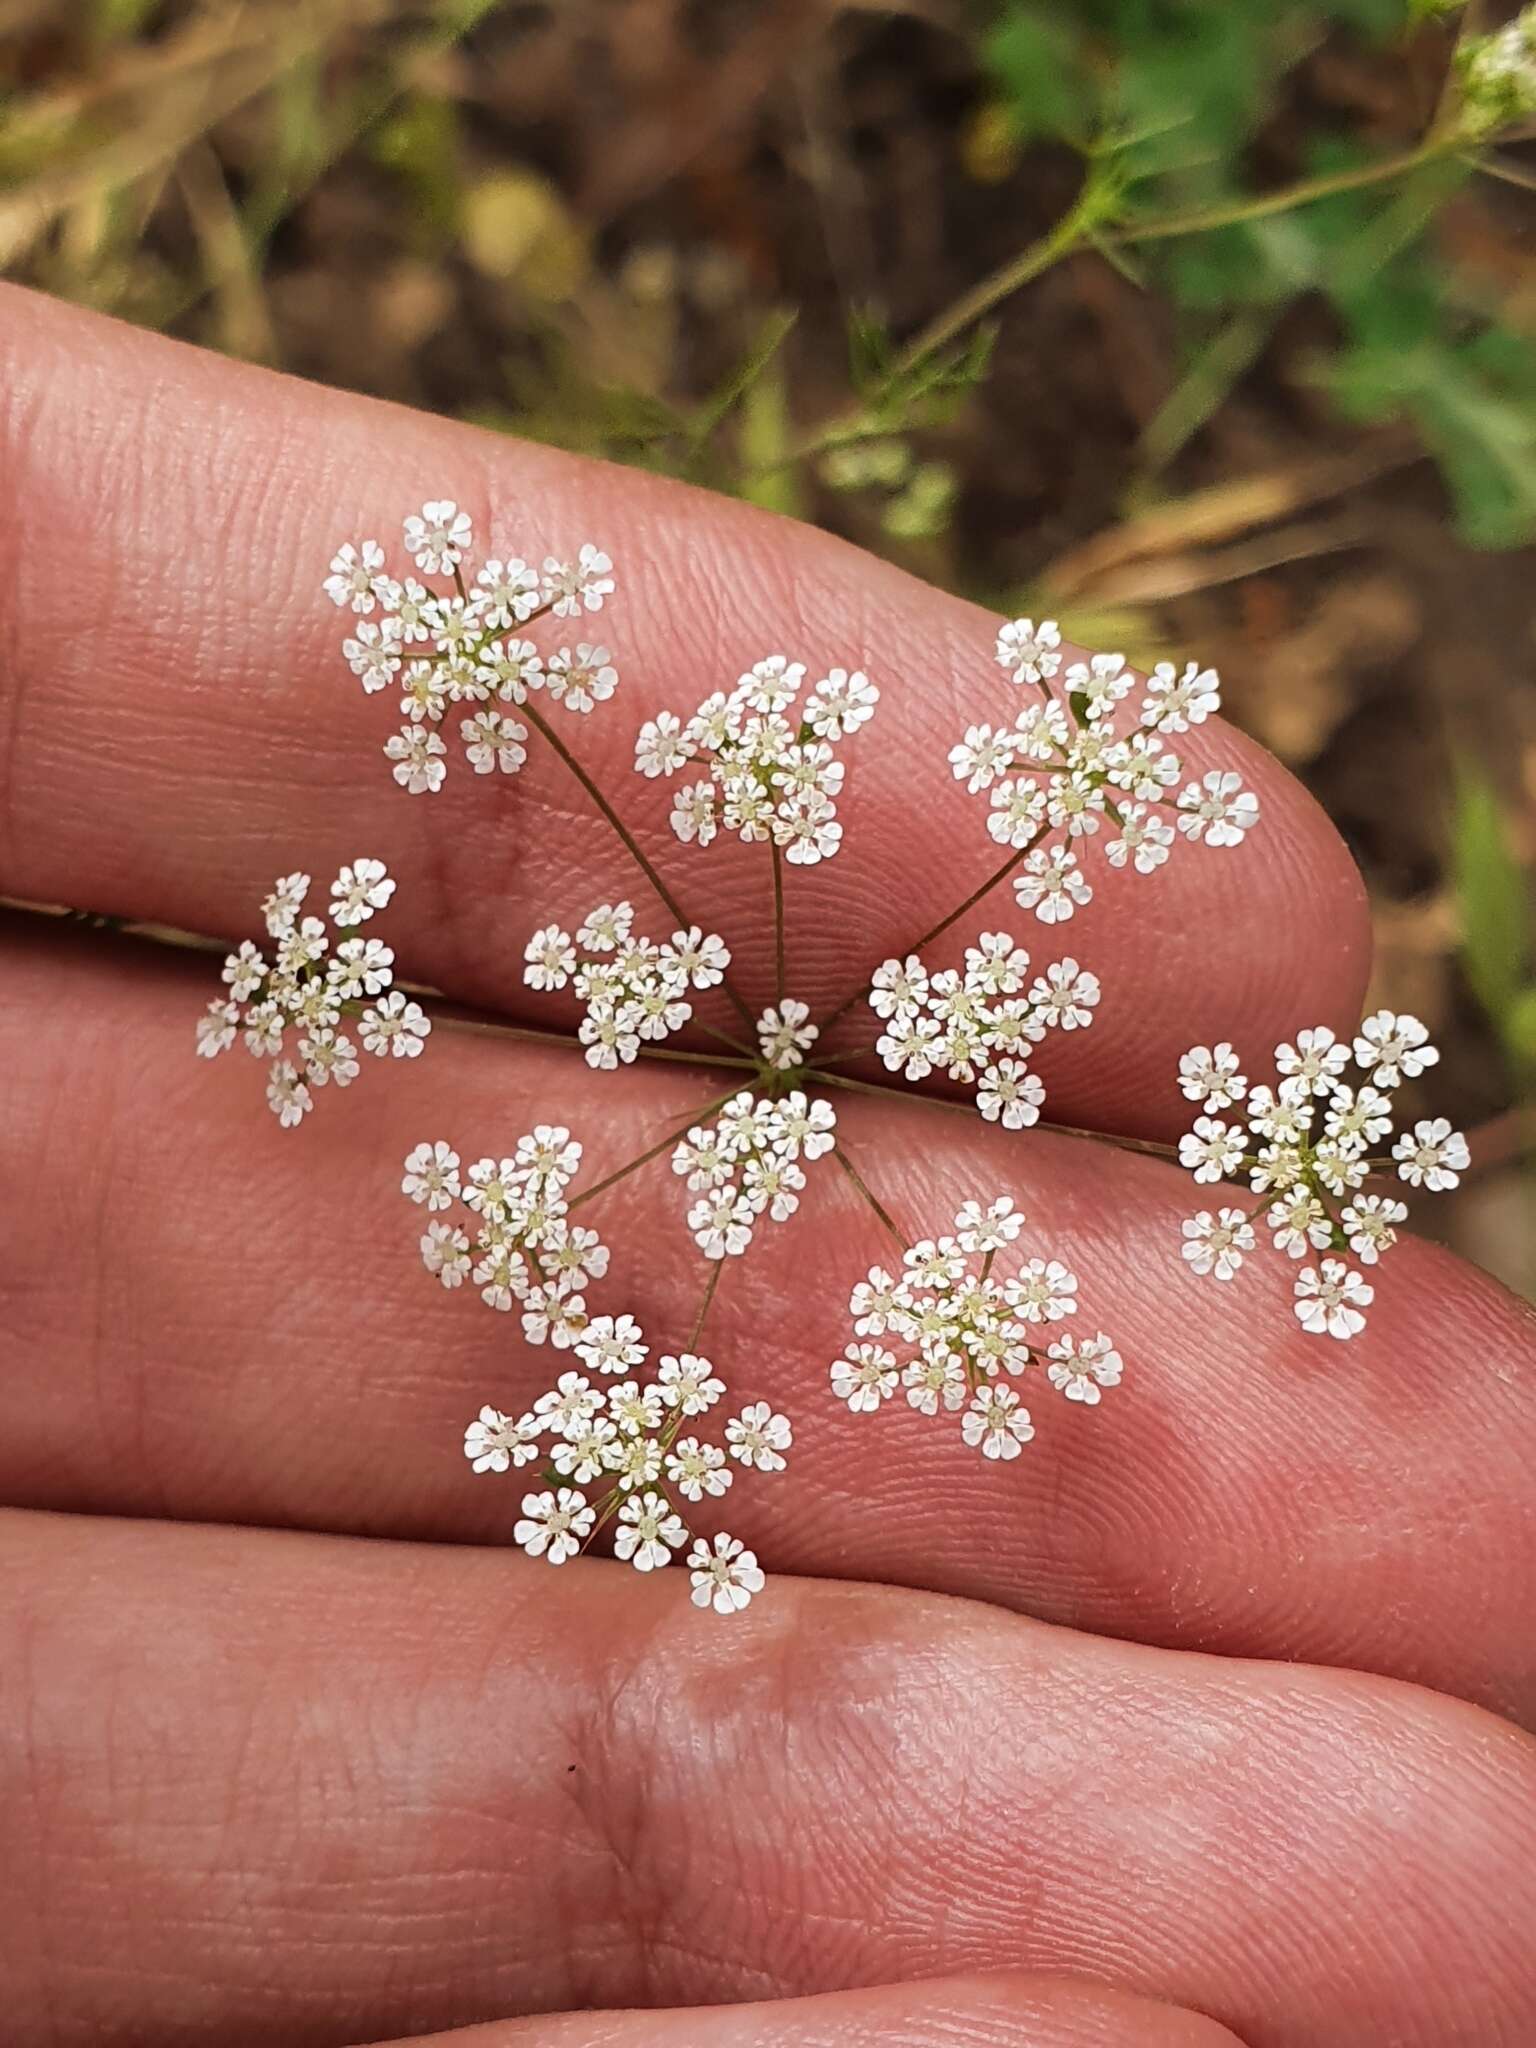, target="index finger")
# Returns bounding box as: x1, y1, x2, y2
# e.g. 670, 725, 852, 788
0, 284, 1370, 1135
